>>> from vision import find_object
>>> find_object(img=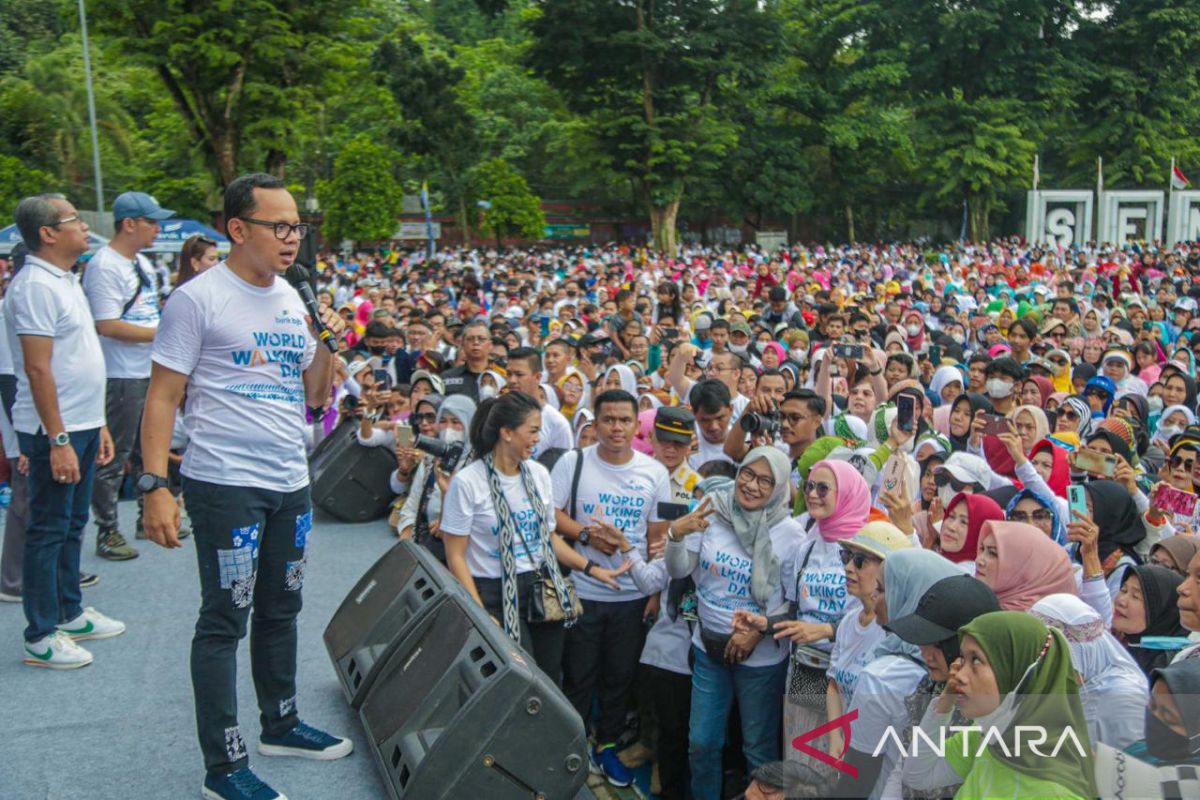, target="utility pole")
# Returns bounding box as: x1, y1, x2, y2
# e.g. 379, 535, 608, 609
79, 0, 104, 214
